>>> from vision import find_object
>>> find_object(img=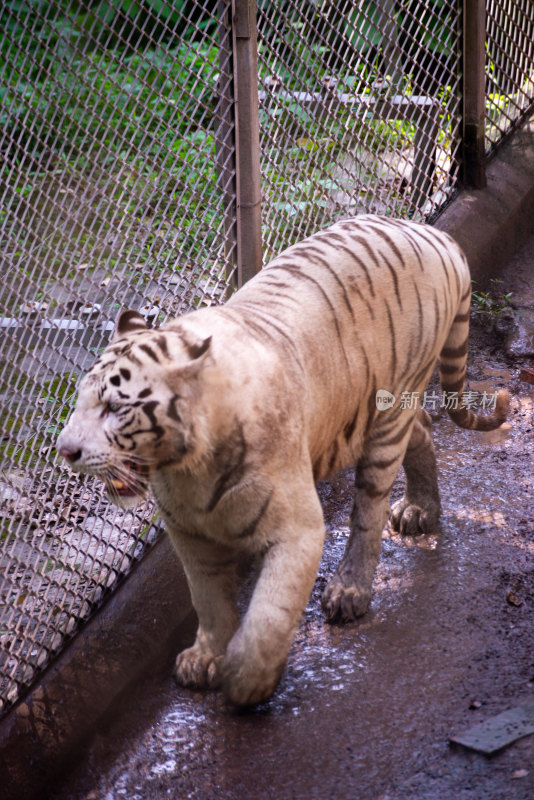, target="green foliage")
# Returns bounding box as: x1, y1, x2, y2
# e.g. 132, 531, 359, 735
1, 23, 219, 166
471, 279, 513, 318
0, 0, 224, 290
0, 370, 78, 468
